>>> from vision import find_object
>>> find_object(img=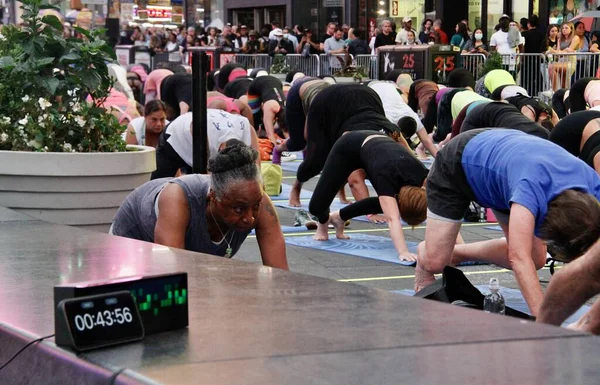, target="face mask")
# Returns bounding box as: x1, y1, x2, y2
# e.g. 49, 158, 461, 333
408, 39, 414, 43
276, 37, 282, 41
475, 33, 483, 40
283, 33, 289, 39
